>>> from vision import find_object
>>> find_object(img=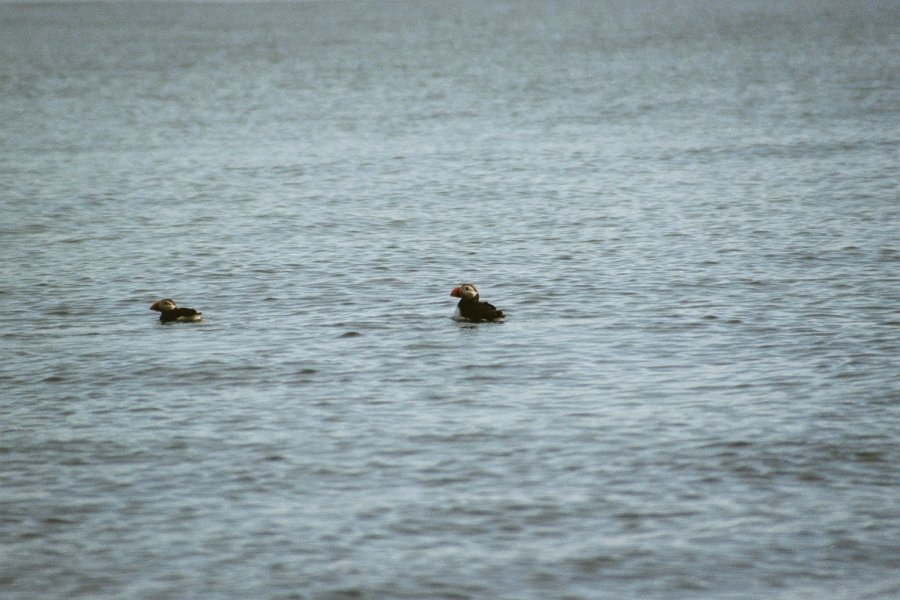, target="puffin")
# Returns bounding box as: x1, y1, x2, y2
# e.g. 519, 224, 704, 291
450, 283, 505, 322
150, 299, 202, 323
